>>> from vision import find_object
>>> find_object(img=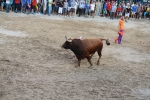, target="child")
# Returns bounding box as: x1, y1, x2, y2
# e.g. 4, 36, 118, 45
115, 16, 124, 44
